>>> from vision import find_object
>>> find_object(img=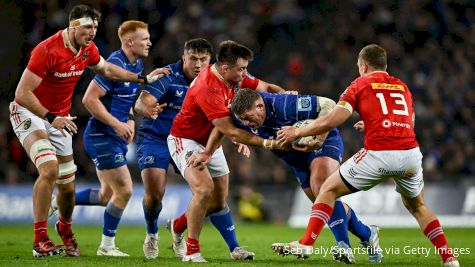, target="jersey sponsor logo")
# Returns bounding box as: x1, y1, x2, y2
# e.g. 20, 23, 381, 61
371, 83, 405, 91
175, 90, 184, 97
54, 70, 84, 78
124, 82, 130, 87
382, 120, 411, 129
297, 96, 312, 112
116, 93, 136, 98
168, 103, 182, 110
392, 121, 411, 129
